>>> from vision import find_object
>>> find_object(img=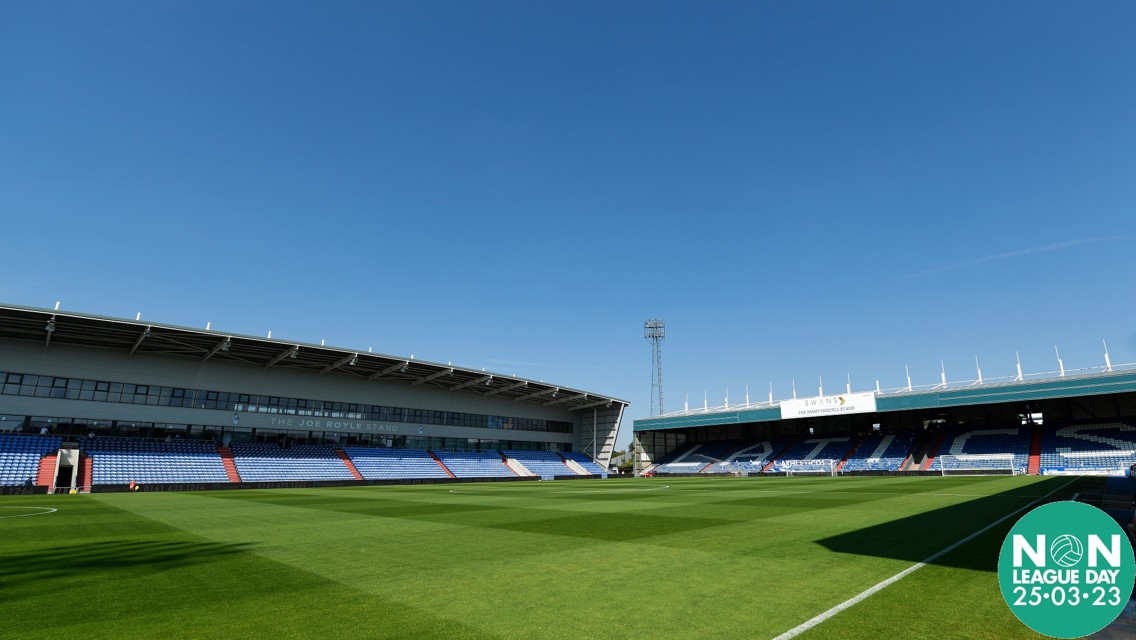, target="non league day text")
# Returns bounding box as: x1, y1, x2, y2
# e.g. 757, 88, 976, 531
1012, 569, 1120, 585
